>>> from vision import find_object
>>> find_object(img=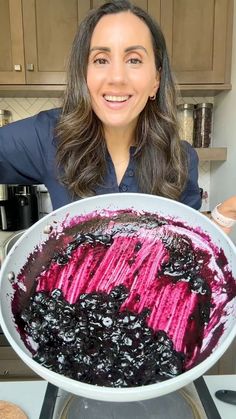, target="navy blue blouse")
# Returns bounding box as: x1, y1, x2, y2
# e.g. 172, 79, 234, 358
0, 108, 201, 210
